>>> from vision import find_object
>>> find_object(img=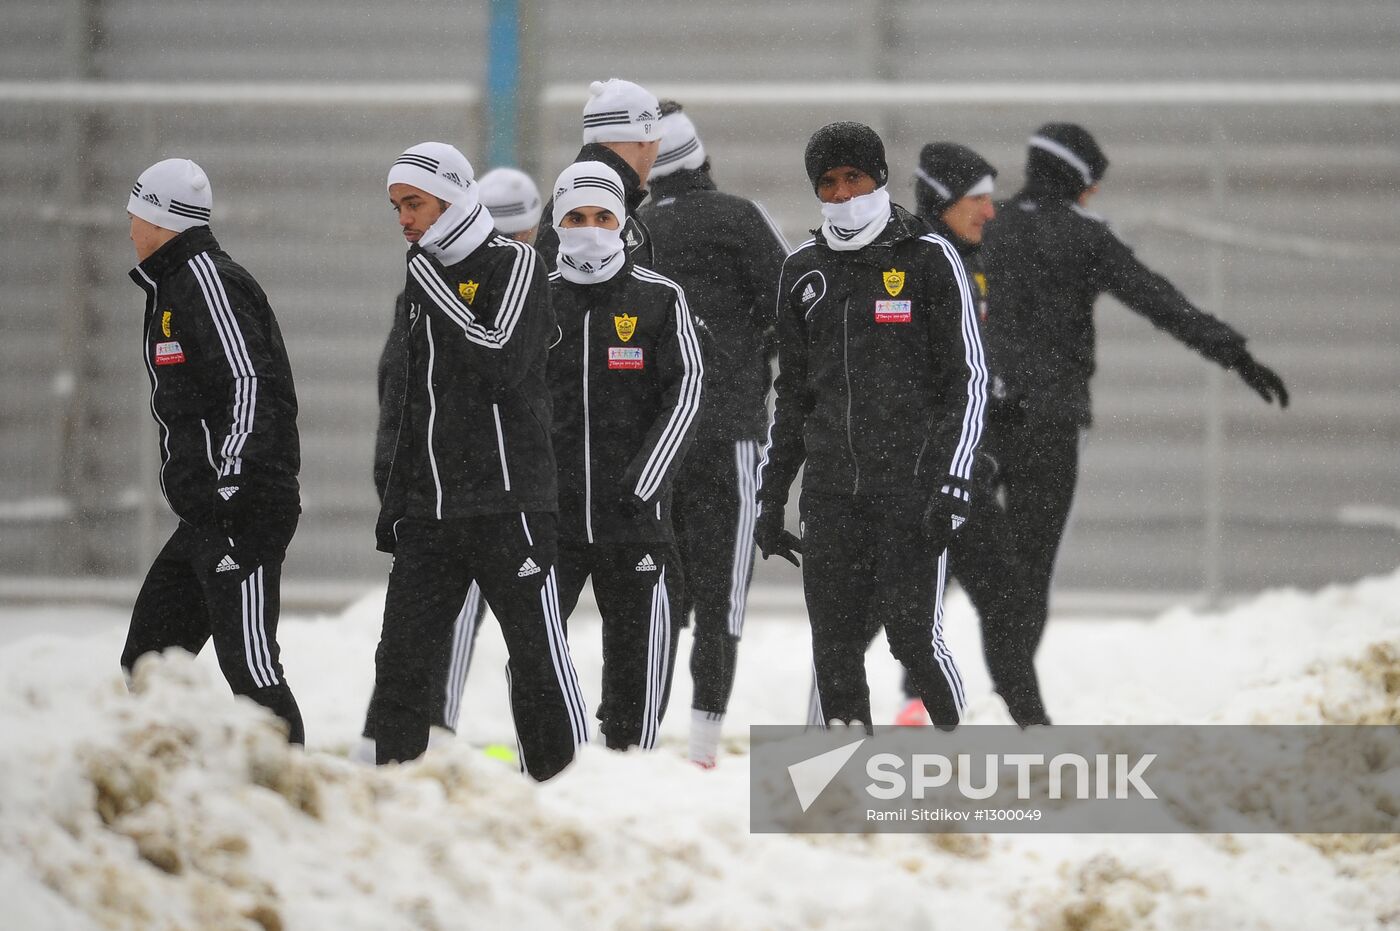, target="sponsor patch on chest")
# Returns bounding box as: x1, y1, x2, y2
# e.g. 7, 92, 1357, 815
154, 340, 186, 365
874, 300, 912, 324
608, 346, 644, 370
